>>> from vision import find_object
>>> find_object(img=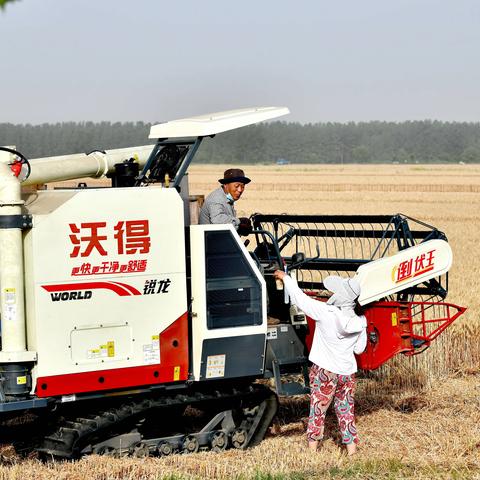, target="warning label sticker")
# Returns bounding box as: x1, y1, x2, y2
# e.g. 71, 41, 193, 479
206, 354, 226, 379
87, 340, 115, 360
4, 304, 16, 322
143, 335, 160, 364
267, 327, 277, 340
4, 288, 16, 322
87, 348, 101, 360
5, 288, 16, 304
